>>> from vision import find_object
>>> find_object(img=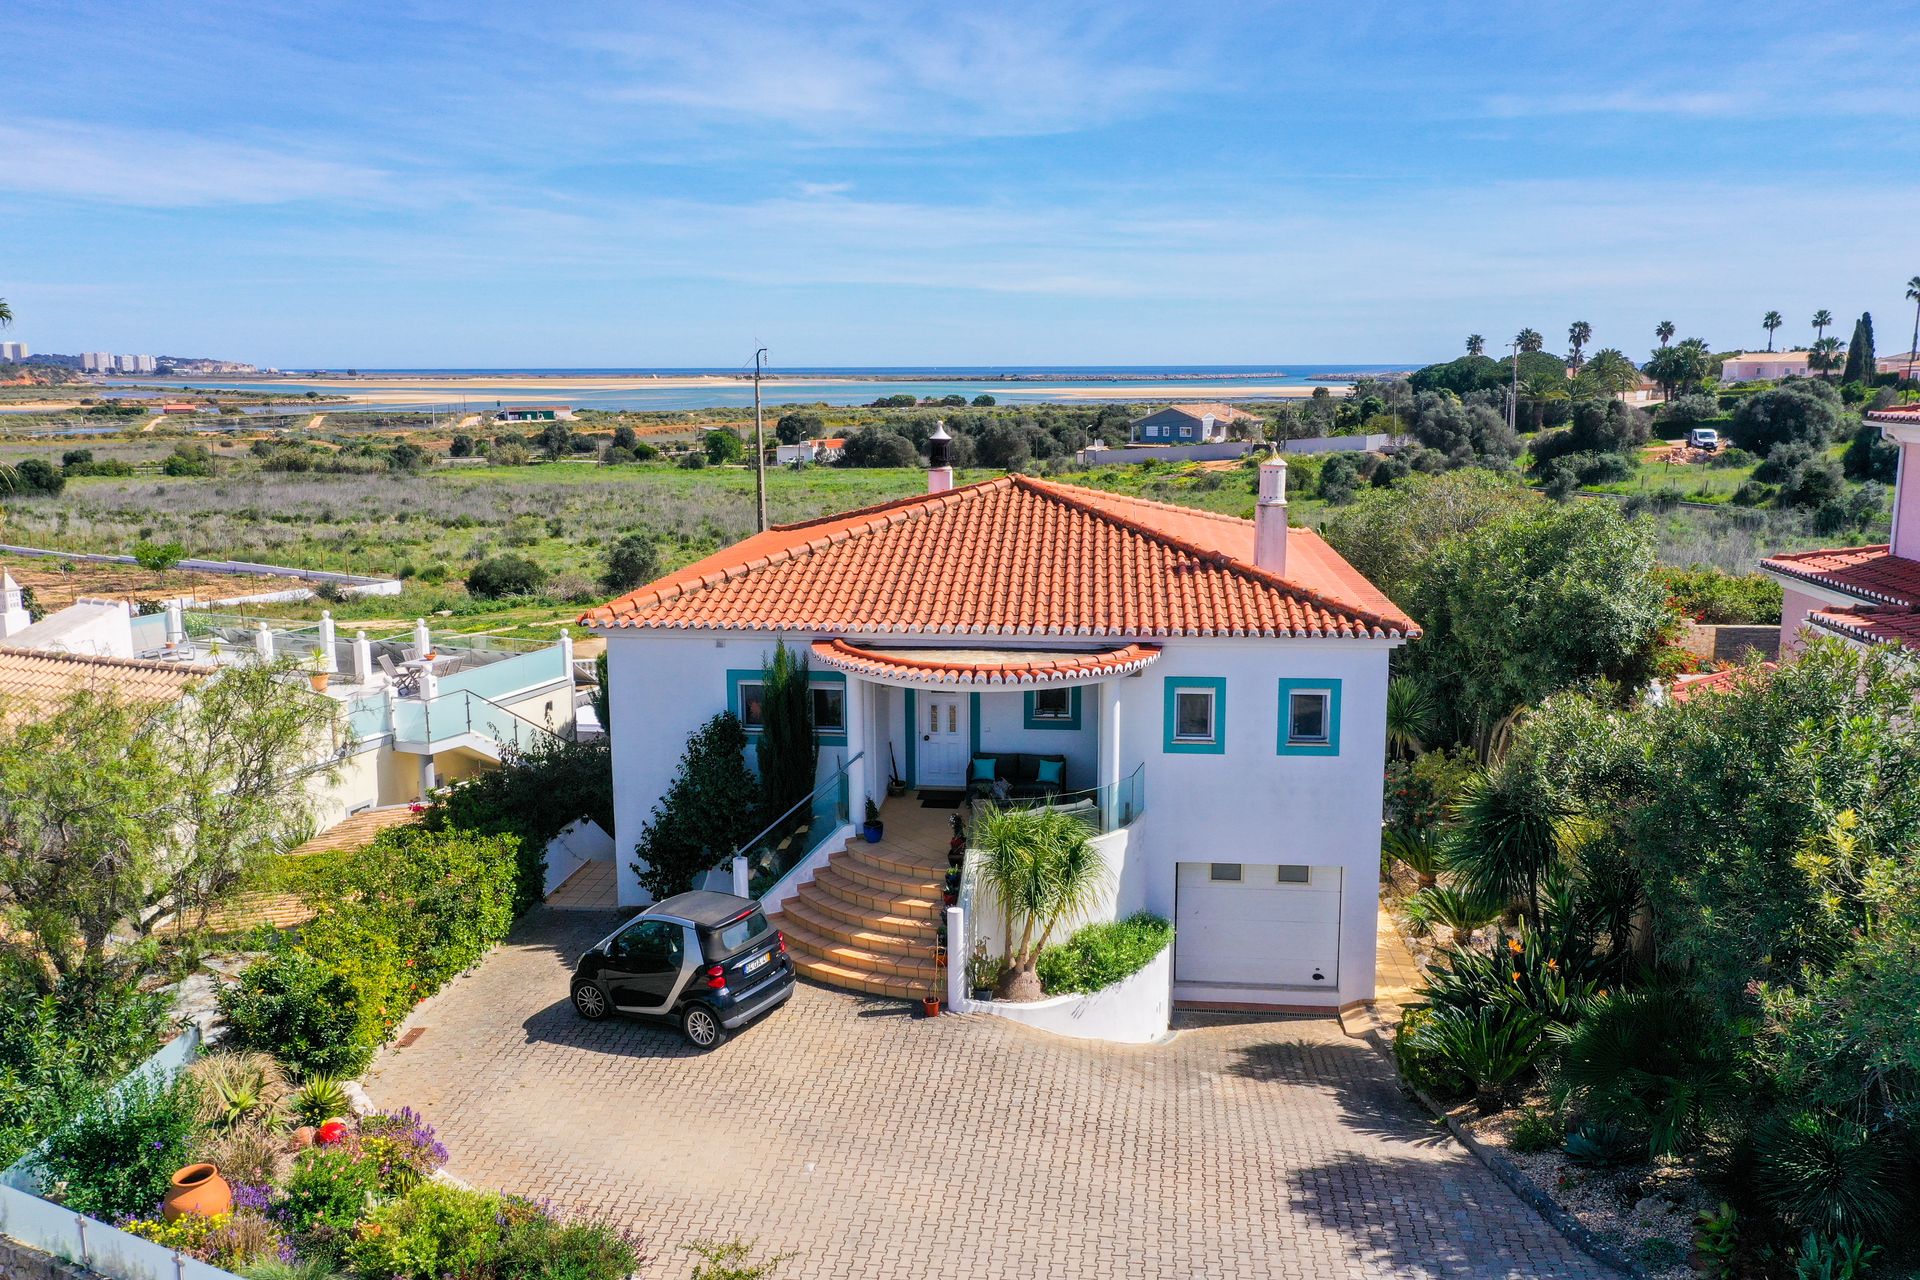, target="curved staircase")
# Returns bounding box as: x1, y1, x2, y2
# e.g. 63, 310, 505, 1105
770, 811, 951, 999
